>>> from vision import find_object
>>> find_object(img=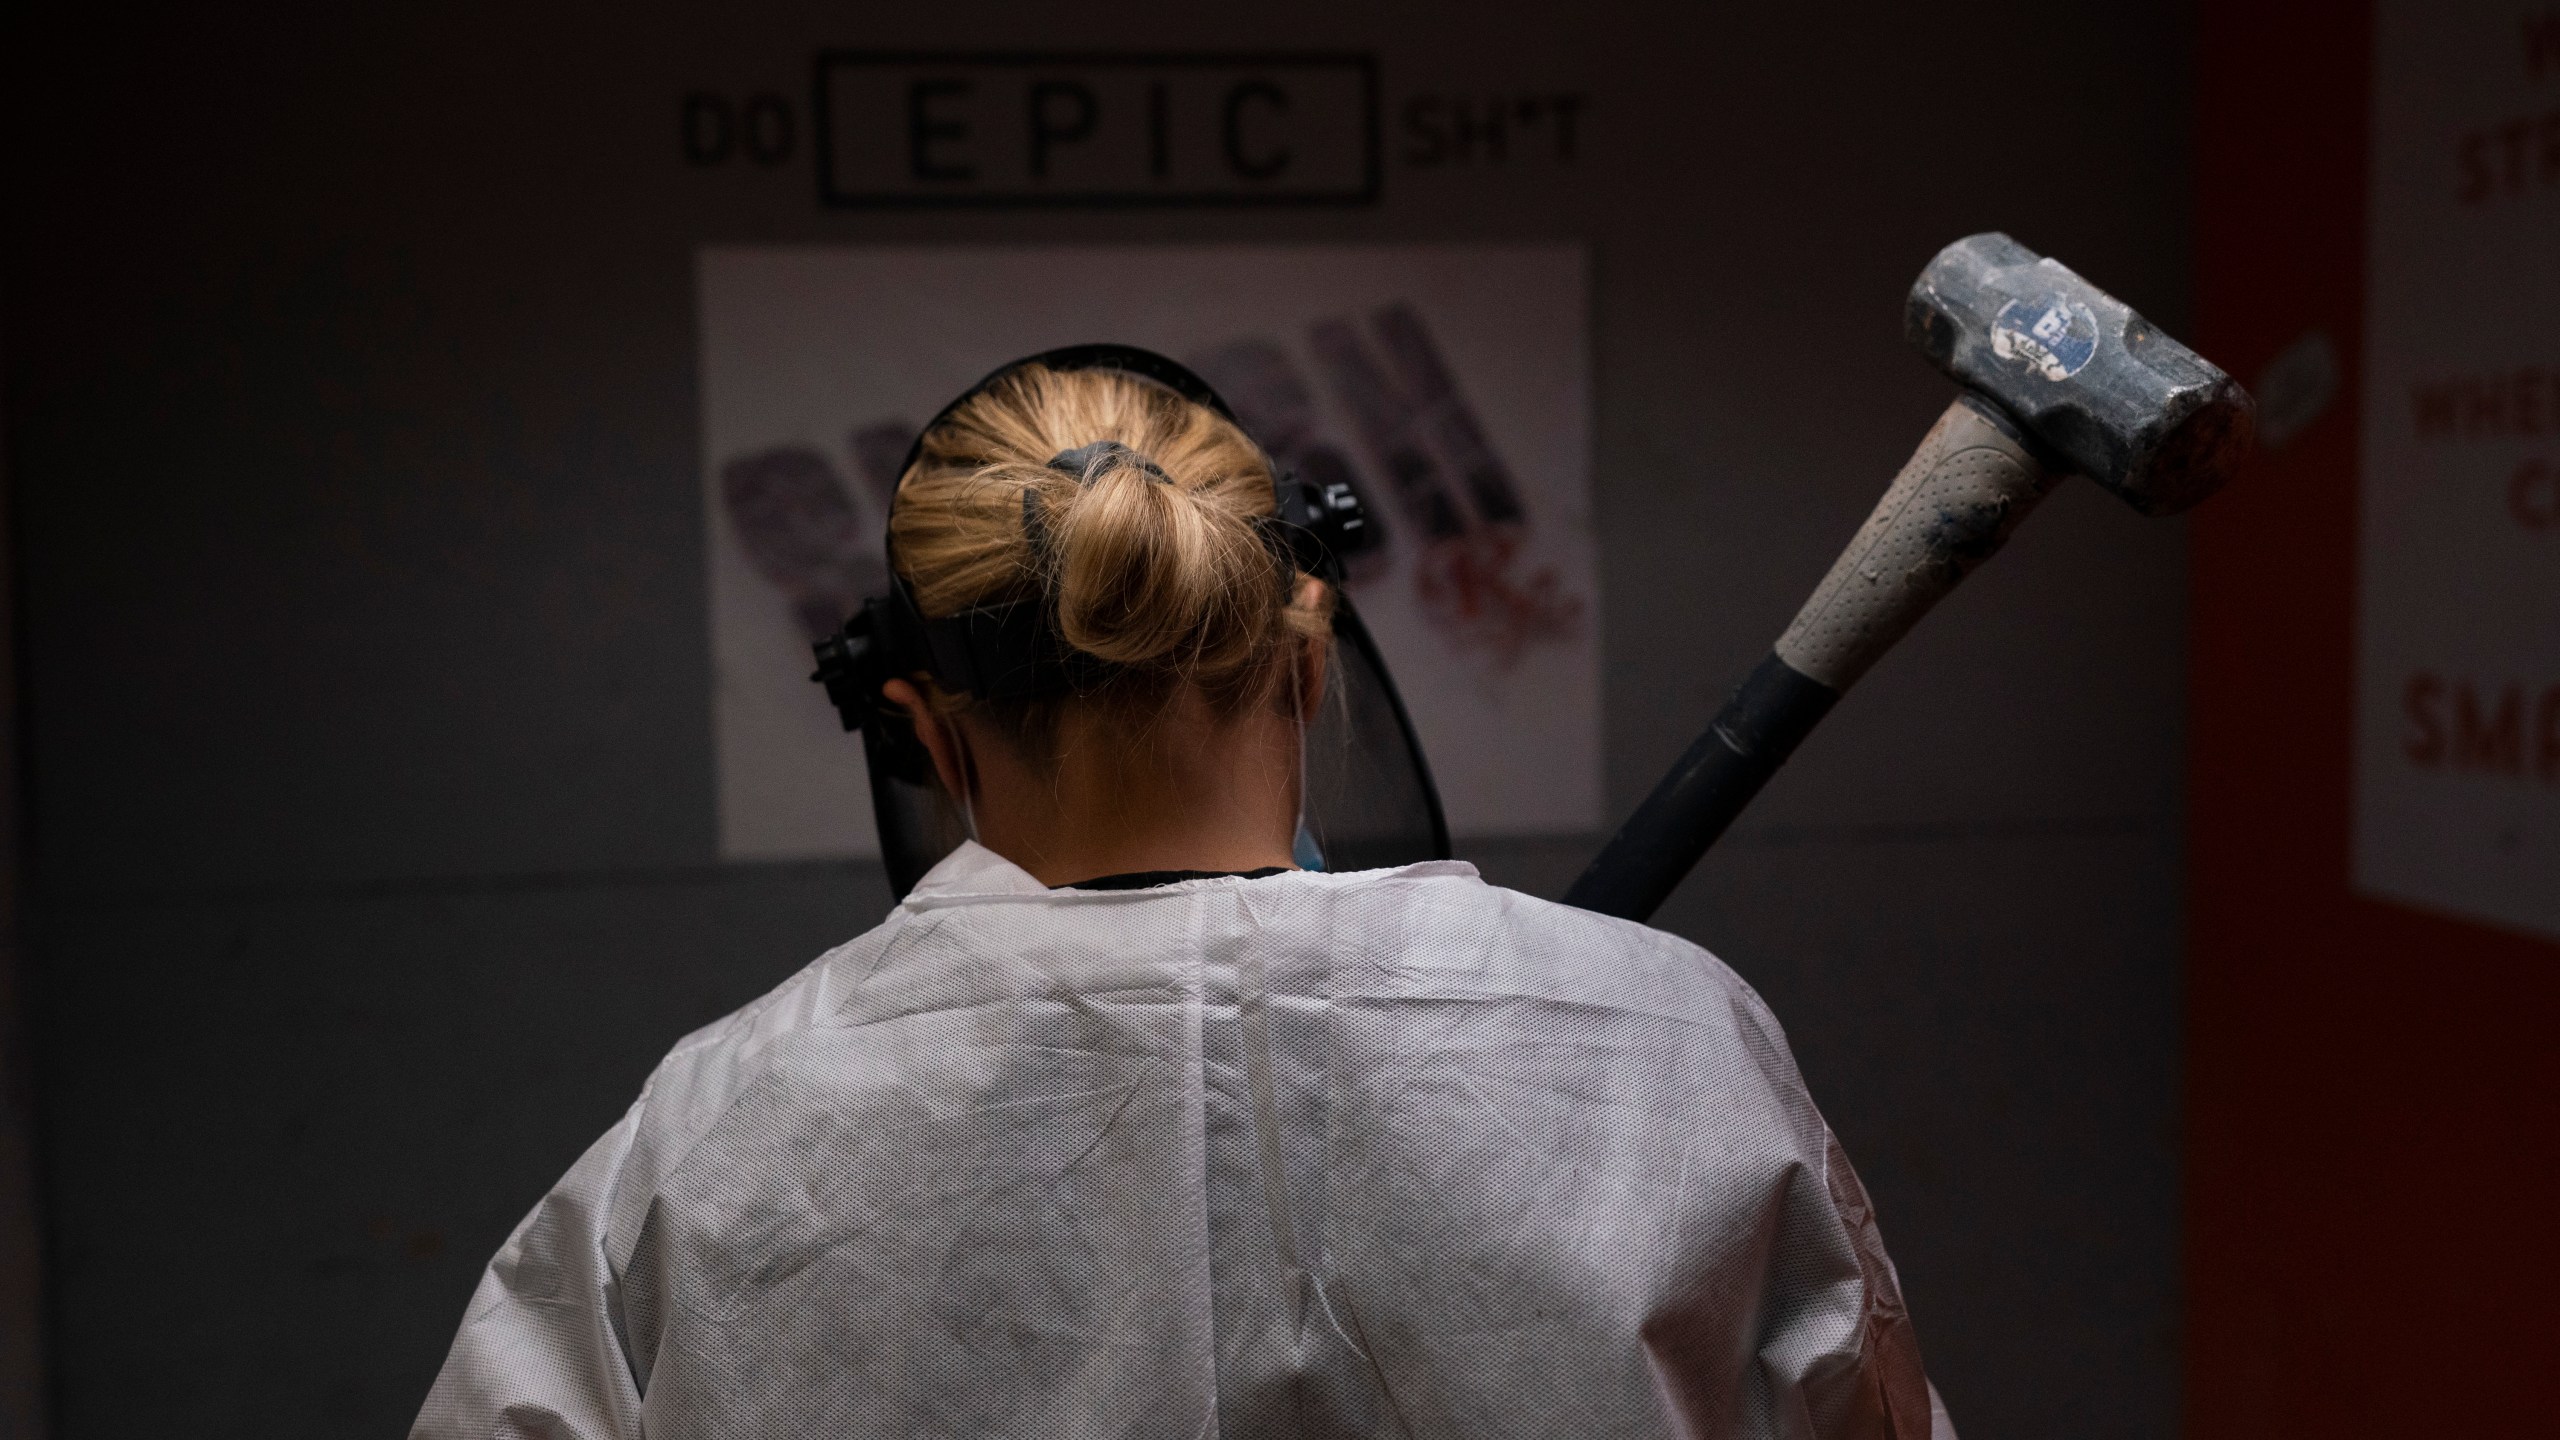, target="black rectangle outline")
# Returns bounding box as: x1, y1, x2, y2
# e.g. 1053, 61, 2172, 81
811, 50, 1382, 208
